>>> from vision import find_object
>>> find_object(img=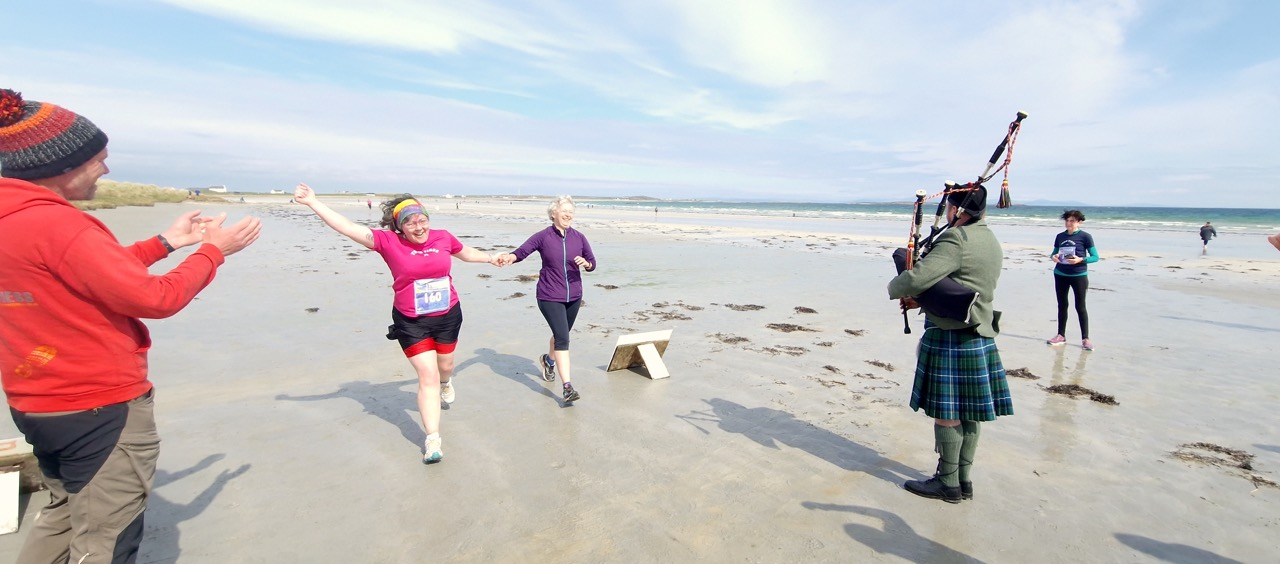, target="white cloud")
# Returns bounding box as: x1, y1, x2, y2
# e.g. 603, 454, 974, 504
3, 1, 1276, 206
5, 47, 833, 196
654, 0, 834, 87
158, 0, 565, 56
